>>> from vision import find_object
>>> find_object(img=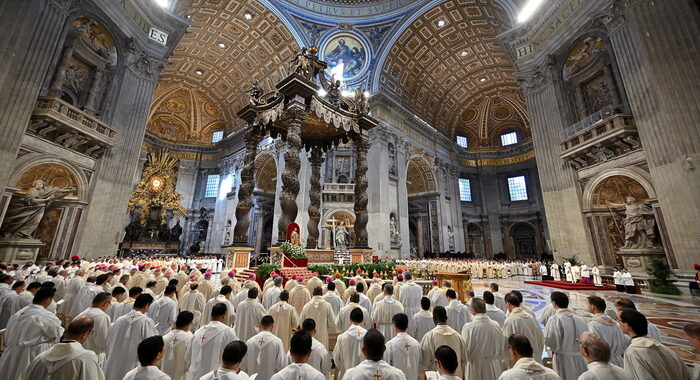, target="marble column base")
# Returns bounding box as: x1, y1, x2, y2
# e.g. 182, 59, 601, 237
0, 238, 44, 264
618, 248, 666, 278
